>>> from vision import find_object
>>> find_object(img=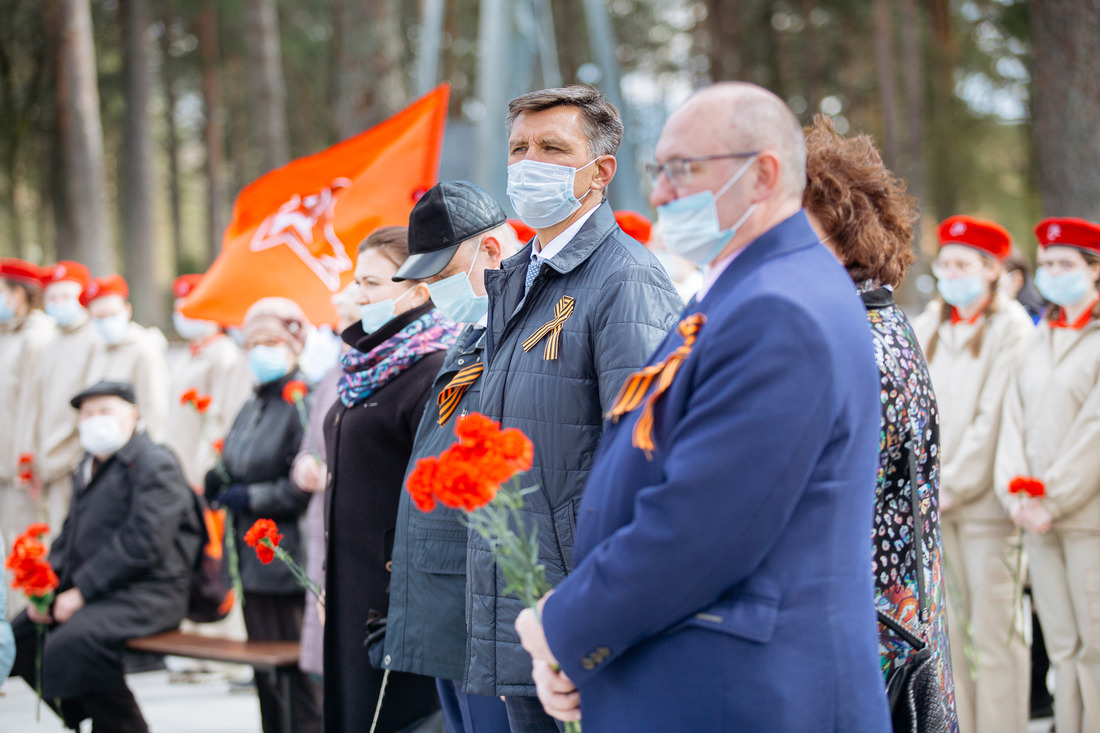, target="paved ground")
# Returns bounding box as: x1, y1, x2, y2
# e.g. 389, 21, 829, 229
0, 663, 261, 733
0, 664, 1058, 733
